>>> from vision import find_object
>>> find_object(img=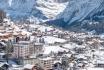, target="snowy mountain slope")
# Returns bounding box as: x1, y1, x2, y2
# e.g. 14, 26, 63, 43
36, 0, 68, 19
57, 0, 104, 26
0, 0, 9, 10
0, 0, 68, 21
6, 0, 47, 20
